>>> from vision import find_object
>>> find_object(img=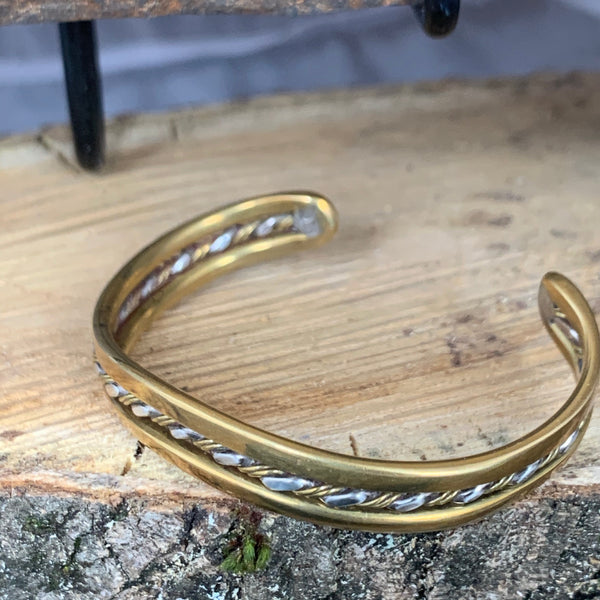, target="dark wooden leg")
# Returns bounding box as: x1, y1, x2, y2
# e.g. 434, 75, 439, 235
412, 0, 460, 38
59, 21, 105, 170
